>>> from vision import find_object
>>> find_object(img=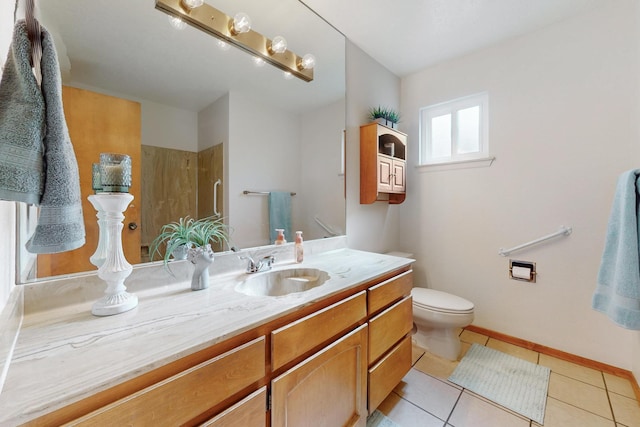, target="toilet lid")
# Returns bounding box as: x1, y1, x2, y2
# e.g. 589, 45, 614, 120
411, 288, 474, 314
